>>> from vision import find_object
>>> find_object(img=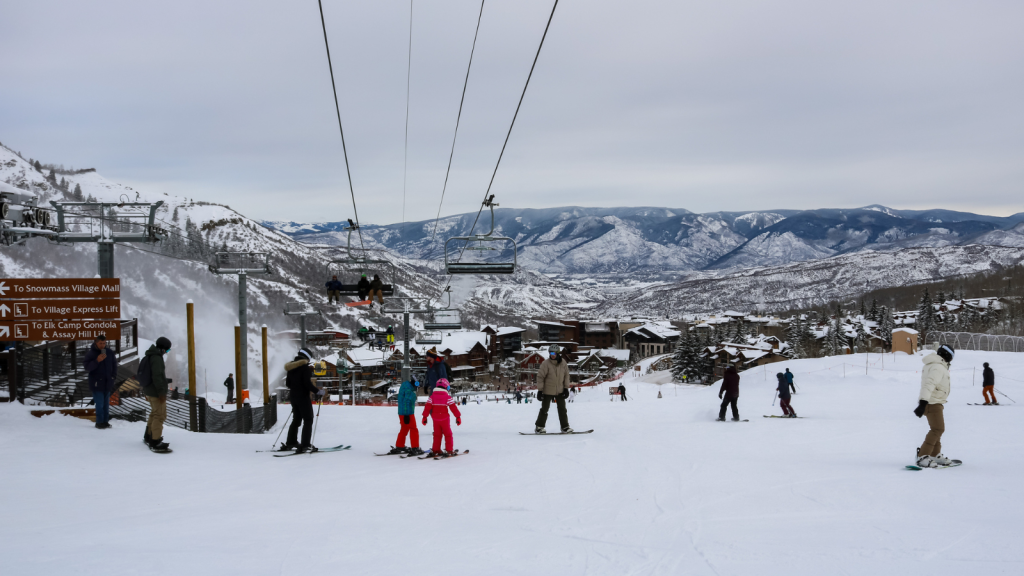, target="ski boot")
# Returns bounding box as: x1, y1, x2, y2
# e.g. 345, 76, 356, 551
147, 438, 170, 453
444, 450, 458, 457
715, 417, 725, 421
385, 446, 408, 455
277, 443, 298, 452
993, 401, 1000, 405
983, 402, 991, 406
406, 447, 425, 456
535, 426, 546, 434
296, 445, 319, 454
731, 417, 741, 422
932, 454, 952, 466
561, 427, 574, 434
916, 454, 937, 468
